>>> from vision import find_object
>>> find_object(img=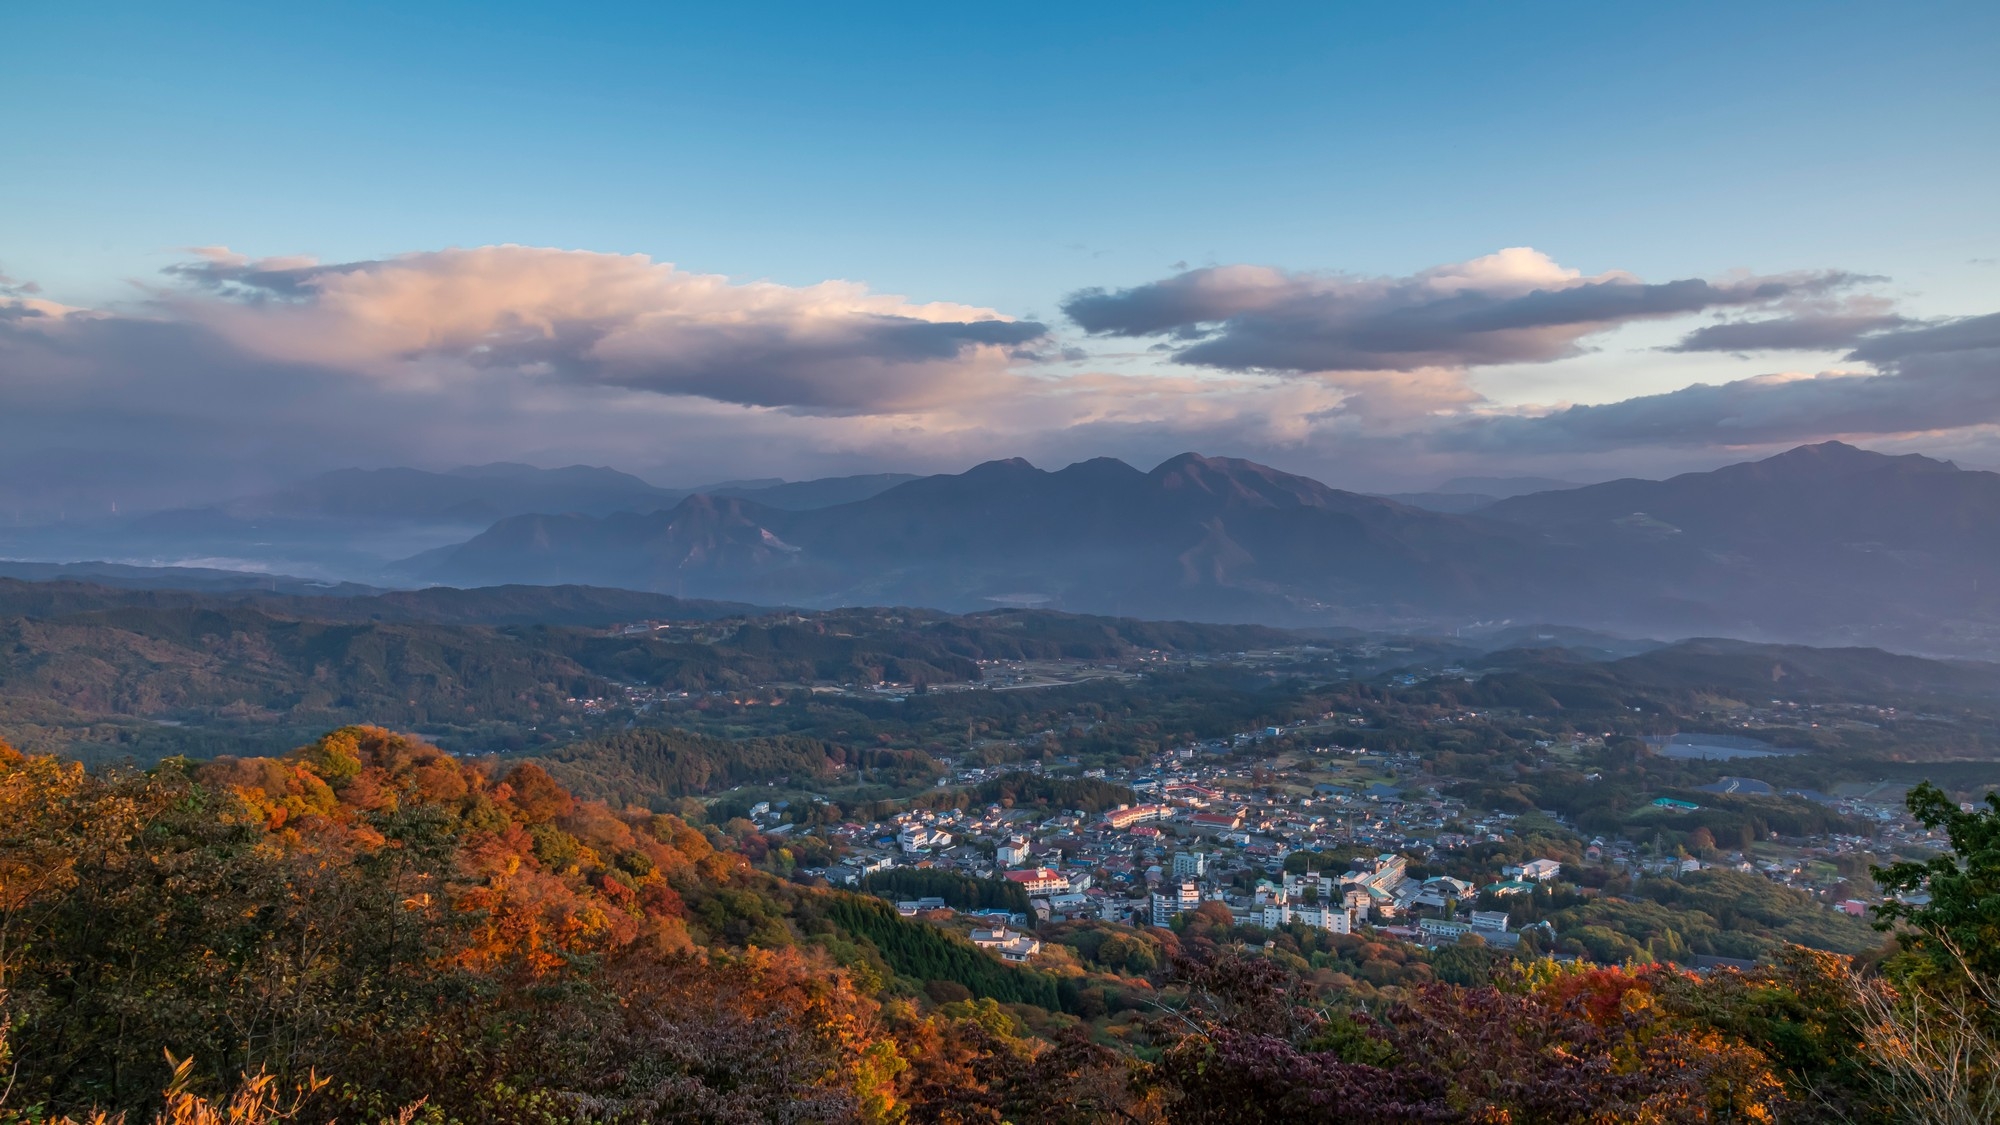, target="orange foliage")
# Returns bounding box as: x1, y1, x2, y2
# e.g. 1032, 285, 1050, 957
1538, 964, 1658, 1026
189, 726, 719, 979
